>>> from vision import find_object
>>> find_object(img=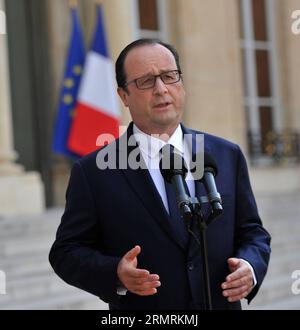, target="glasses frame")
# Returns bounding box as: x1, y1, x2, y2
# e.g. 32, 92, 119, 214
124, 69, 182, 90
